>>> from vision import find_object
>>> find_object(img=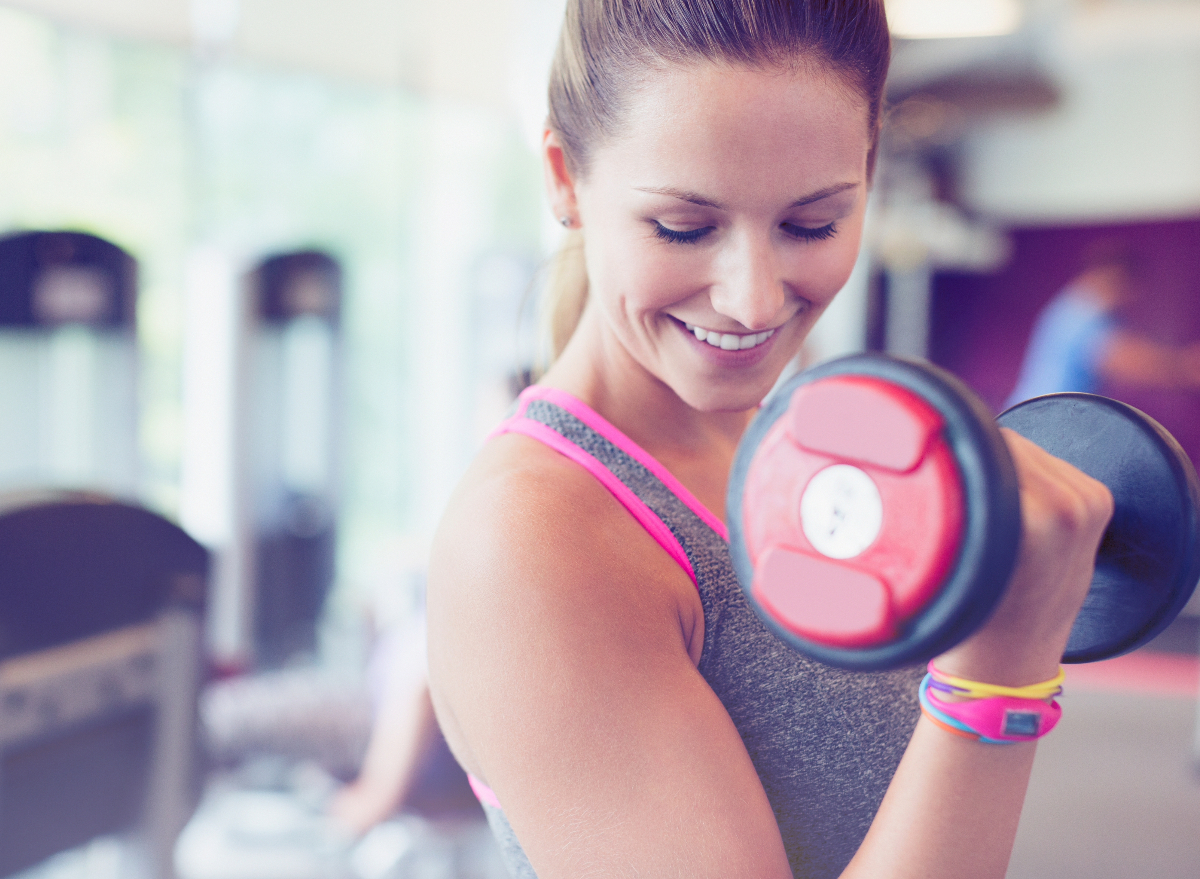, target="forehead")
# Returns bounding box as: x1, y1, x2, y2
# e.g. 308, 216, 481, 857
588, 62, 871, 197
